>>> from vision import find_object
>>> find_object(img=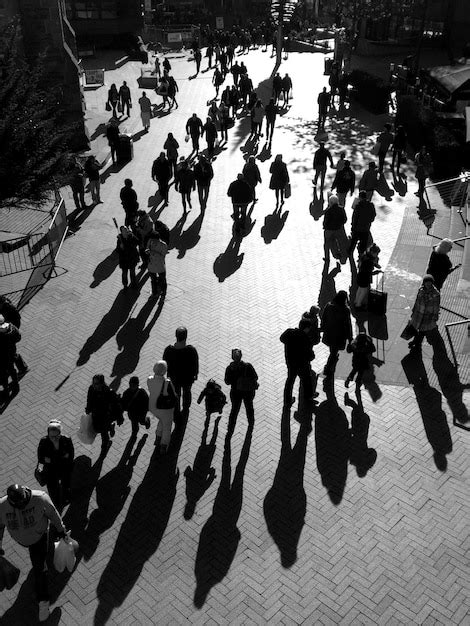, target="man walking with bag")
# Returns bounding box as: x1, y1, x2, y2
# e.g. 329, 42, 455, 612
280, 320, 317, 407
224, 349, 258, 436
